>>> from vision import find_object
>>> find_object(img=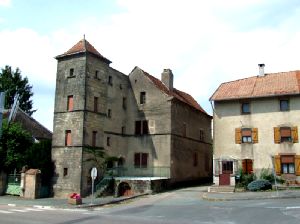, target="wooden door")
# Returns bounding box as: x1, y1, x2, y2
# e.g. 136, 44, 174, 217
219, 161, 233, 185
